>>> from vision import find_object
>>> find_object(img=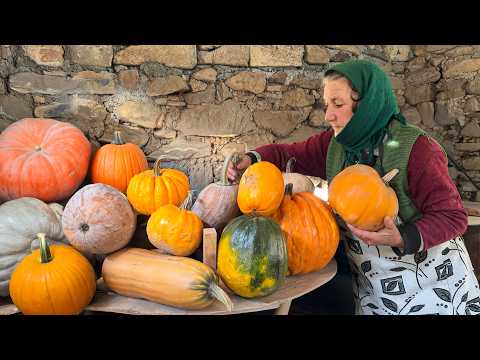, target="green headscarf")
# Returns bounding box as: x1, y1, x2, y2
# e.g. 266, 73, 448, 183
325, 59, 406, 166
